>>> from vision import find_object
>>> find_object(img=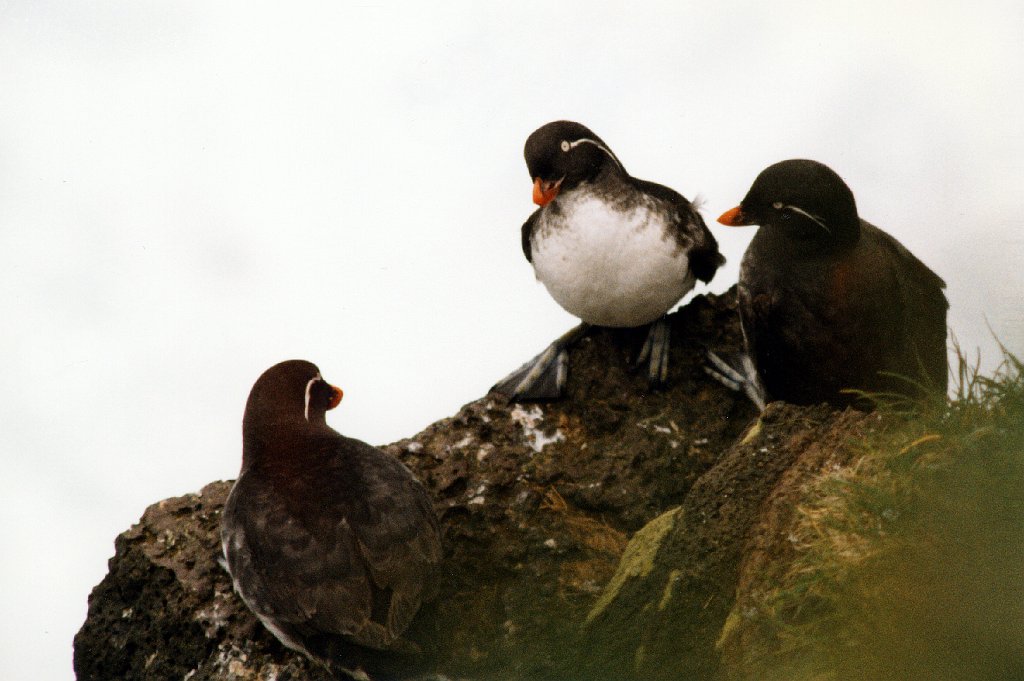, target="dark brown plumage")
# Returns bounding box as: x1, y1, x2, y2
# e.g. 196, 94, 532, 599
718, 159, 948, 407
221, 360, 442, 672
